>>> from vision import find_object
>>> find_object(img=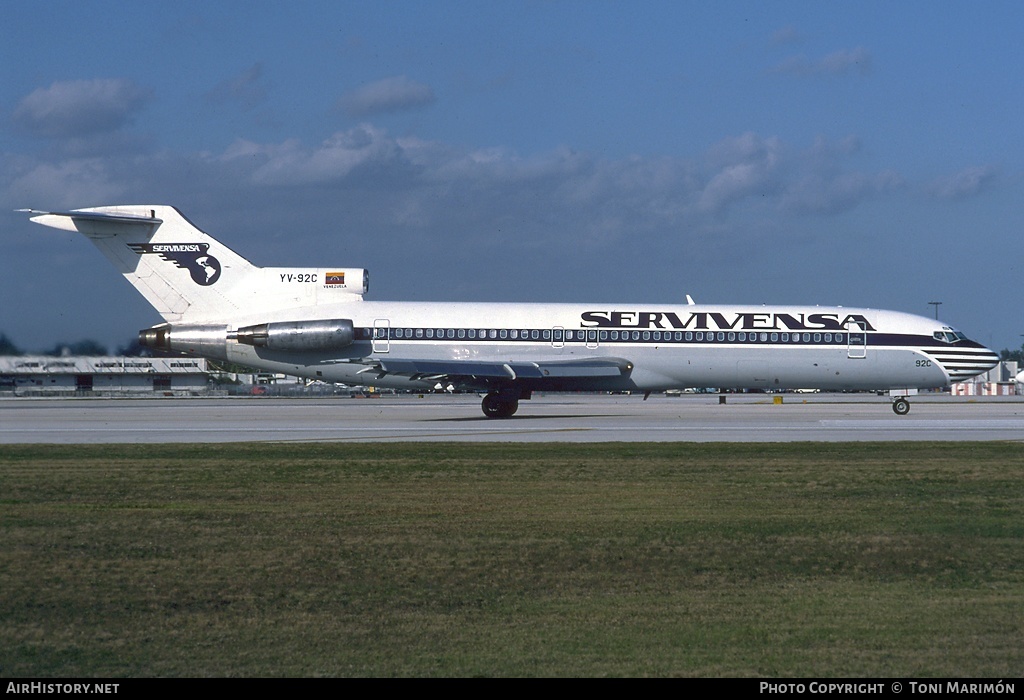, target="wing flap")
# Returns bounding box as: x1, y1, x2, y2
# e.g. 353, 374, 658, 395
378, 358, 518, 379
375, 356, 633, 382
534, 358, 632, 377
